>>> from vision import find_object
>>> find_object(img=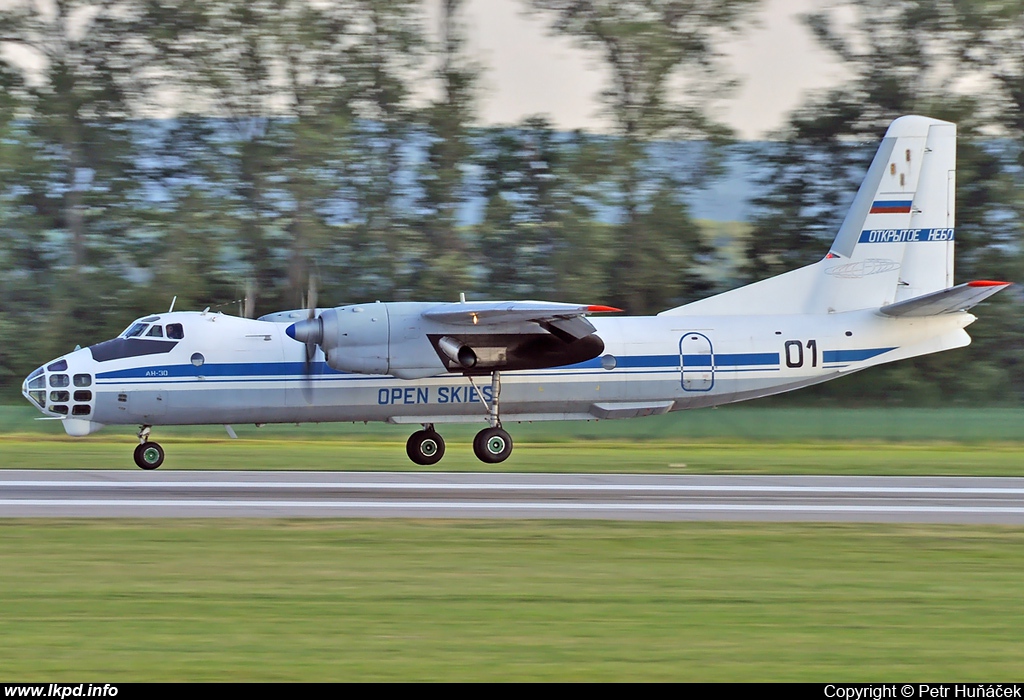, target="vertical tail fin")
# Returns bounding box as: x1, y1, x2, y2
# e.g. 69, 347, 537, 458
819, 115, 955, 309
661, 115, 956, 317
